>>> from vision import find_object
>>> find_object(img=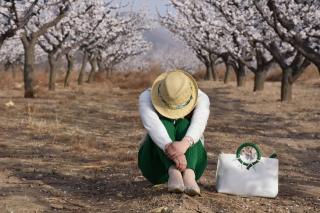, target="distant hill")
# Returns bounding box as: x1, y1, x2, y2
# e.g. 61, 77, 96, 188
140, 27, 201, 71
144, 27, 184, 52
